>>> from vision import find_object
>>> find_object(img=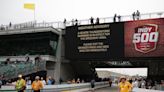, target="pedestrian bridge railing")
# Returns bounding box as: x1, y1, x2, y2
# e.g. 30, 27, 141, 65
0, 11, 164, 31
0, 82, 109, 92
